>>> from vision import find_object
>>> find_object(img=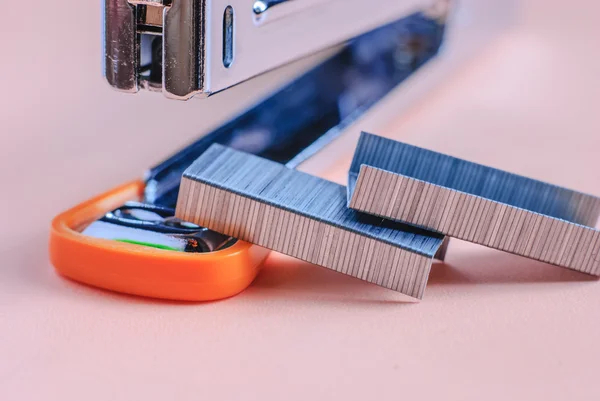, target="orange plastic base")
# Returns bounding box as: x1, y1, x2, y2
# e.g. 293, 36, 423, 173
49, 180, 270, 301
